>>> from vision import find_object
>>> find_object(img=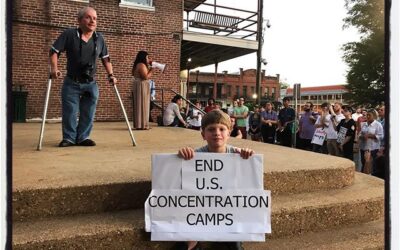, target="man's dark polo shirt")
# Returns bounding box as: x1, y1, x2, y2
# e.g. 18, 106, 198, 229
278, 107, 295, 130
51, 28, 109, 79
